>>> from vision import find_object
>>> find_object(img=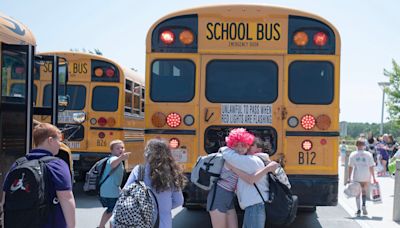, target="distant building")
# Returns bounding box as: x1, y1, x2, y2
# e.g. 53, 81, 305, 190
340, 121, 348, 137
